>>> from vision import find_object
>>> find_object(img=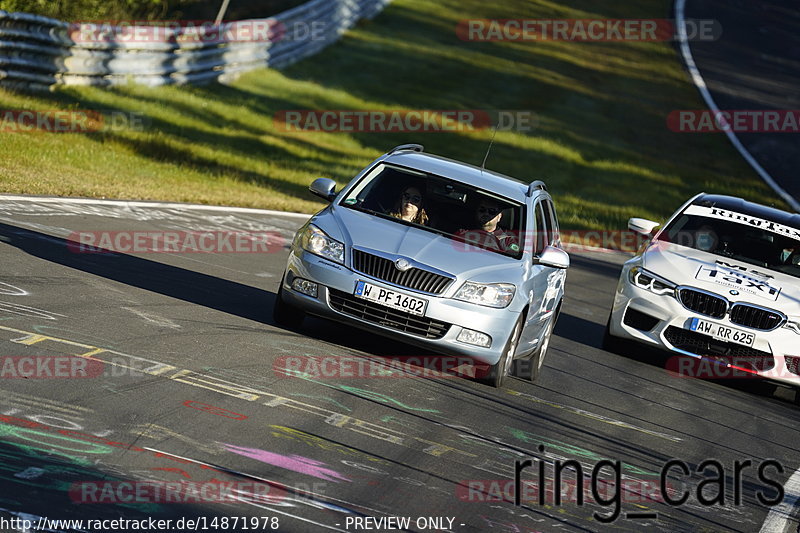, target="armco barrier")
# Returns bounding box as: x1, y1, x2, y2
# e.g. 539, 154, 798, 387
0, 0, 390, 90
